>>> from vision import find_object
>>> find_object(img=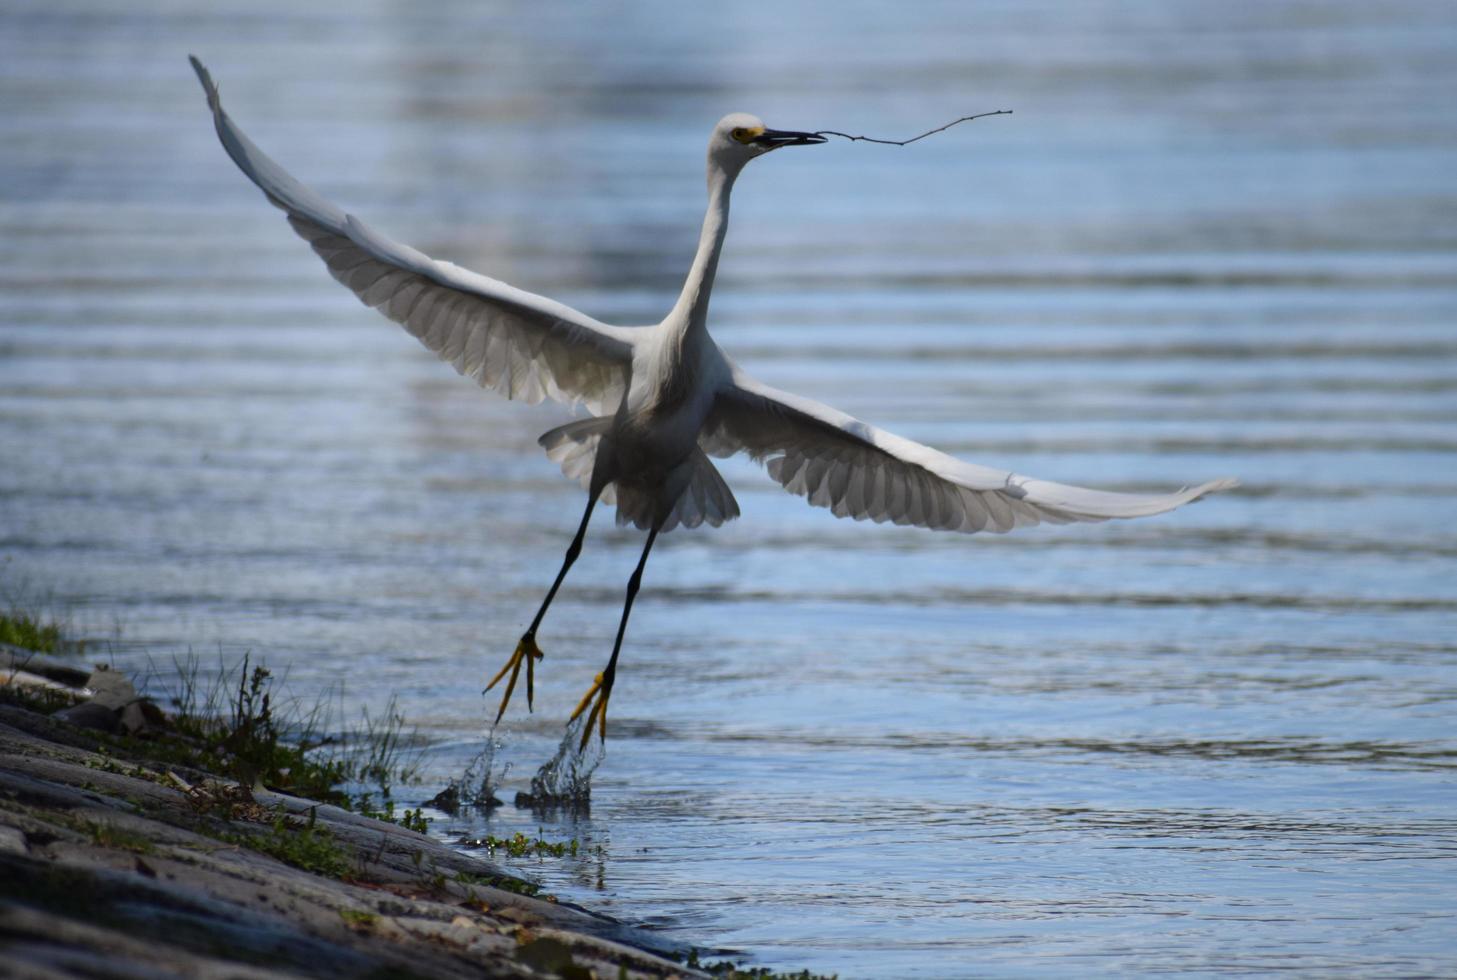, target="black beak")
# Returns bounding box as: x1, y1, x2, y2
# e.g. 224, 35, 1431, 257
753, 128, 828, 148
